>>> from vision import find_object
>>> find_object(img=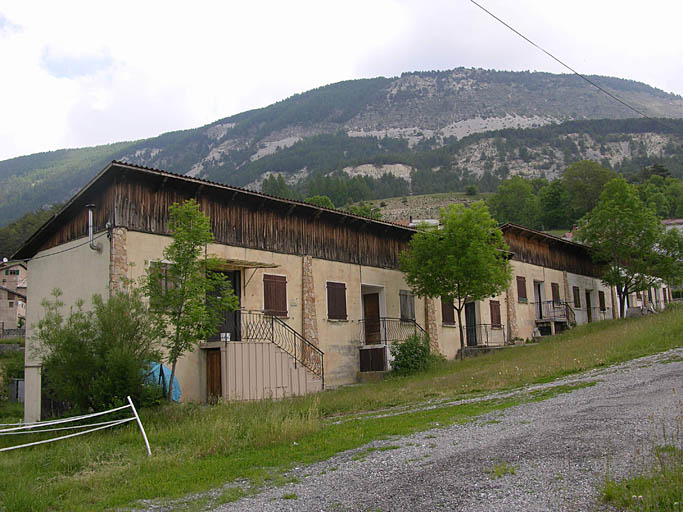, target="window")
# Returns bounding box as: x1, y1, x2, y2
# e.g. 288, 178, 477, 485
263, 274, 287, 316
573, 286, 581, 308
10, 269, 19, 275
551, 283, 561, 304
598, 291, 606, 311
636, 291, 642, 300
327, 282, 347, 320
441, 298, 455, 325
489, 300, 501, 328
8, 301, 14, 309
516, 276, 527, 302
399, 290, 415, 321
